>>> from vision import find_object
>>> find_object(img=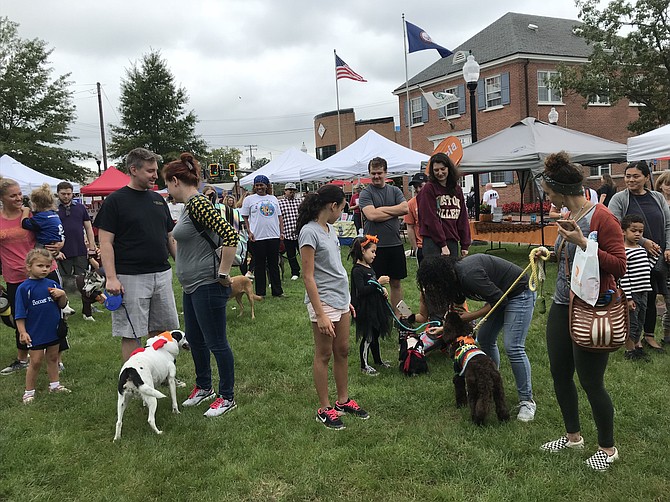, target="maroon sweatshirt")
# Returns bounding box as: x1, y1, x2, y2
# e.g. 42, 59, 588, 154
417, 181, 471, 250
